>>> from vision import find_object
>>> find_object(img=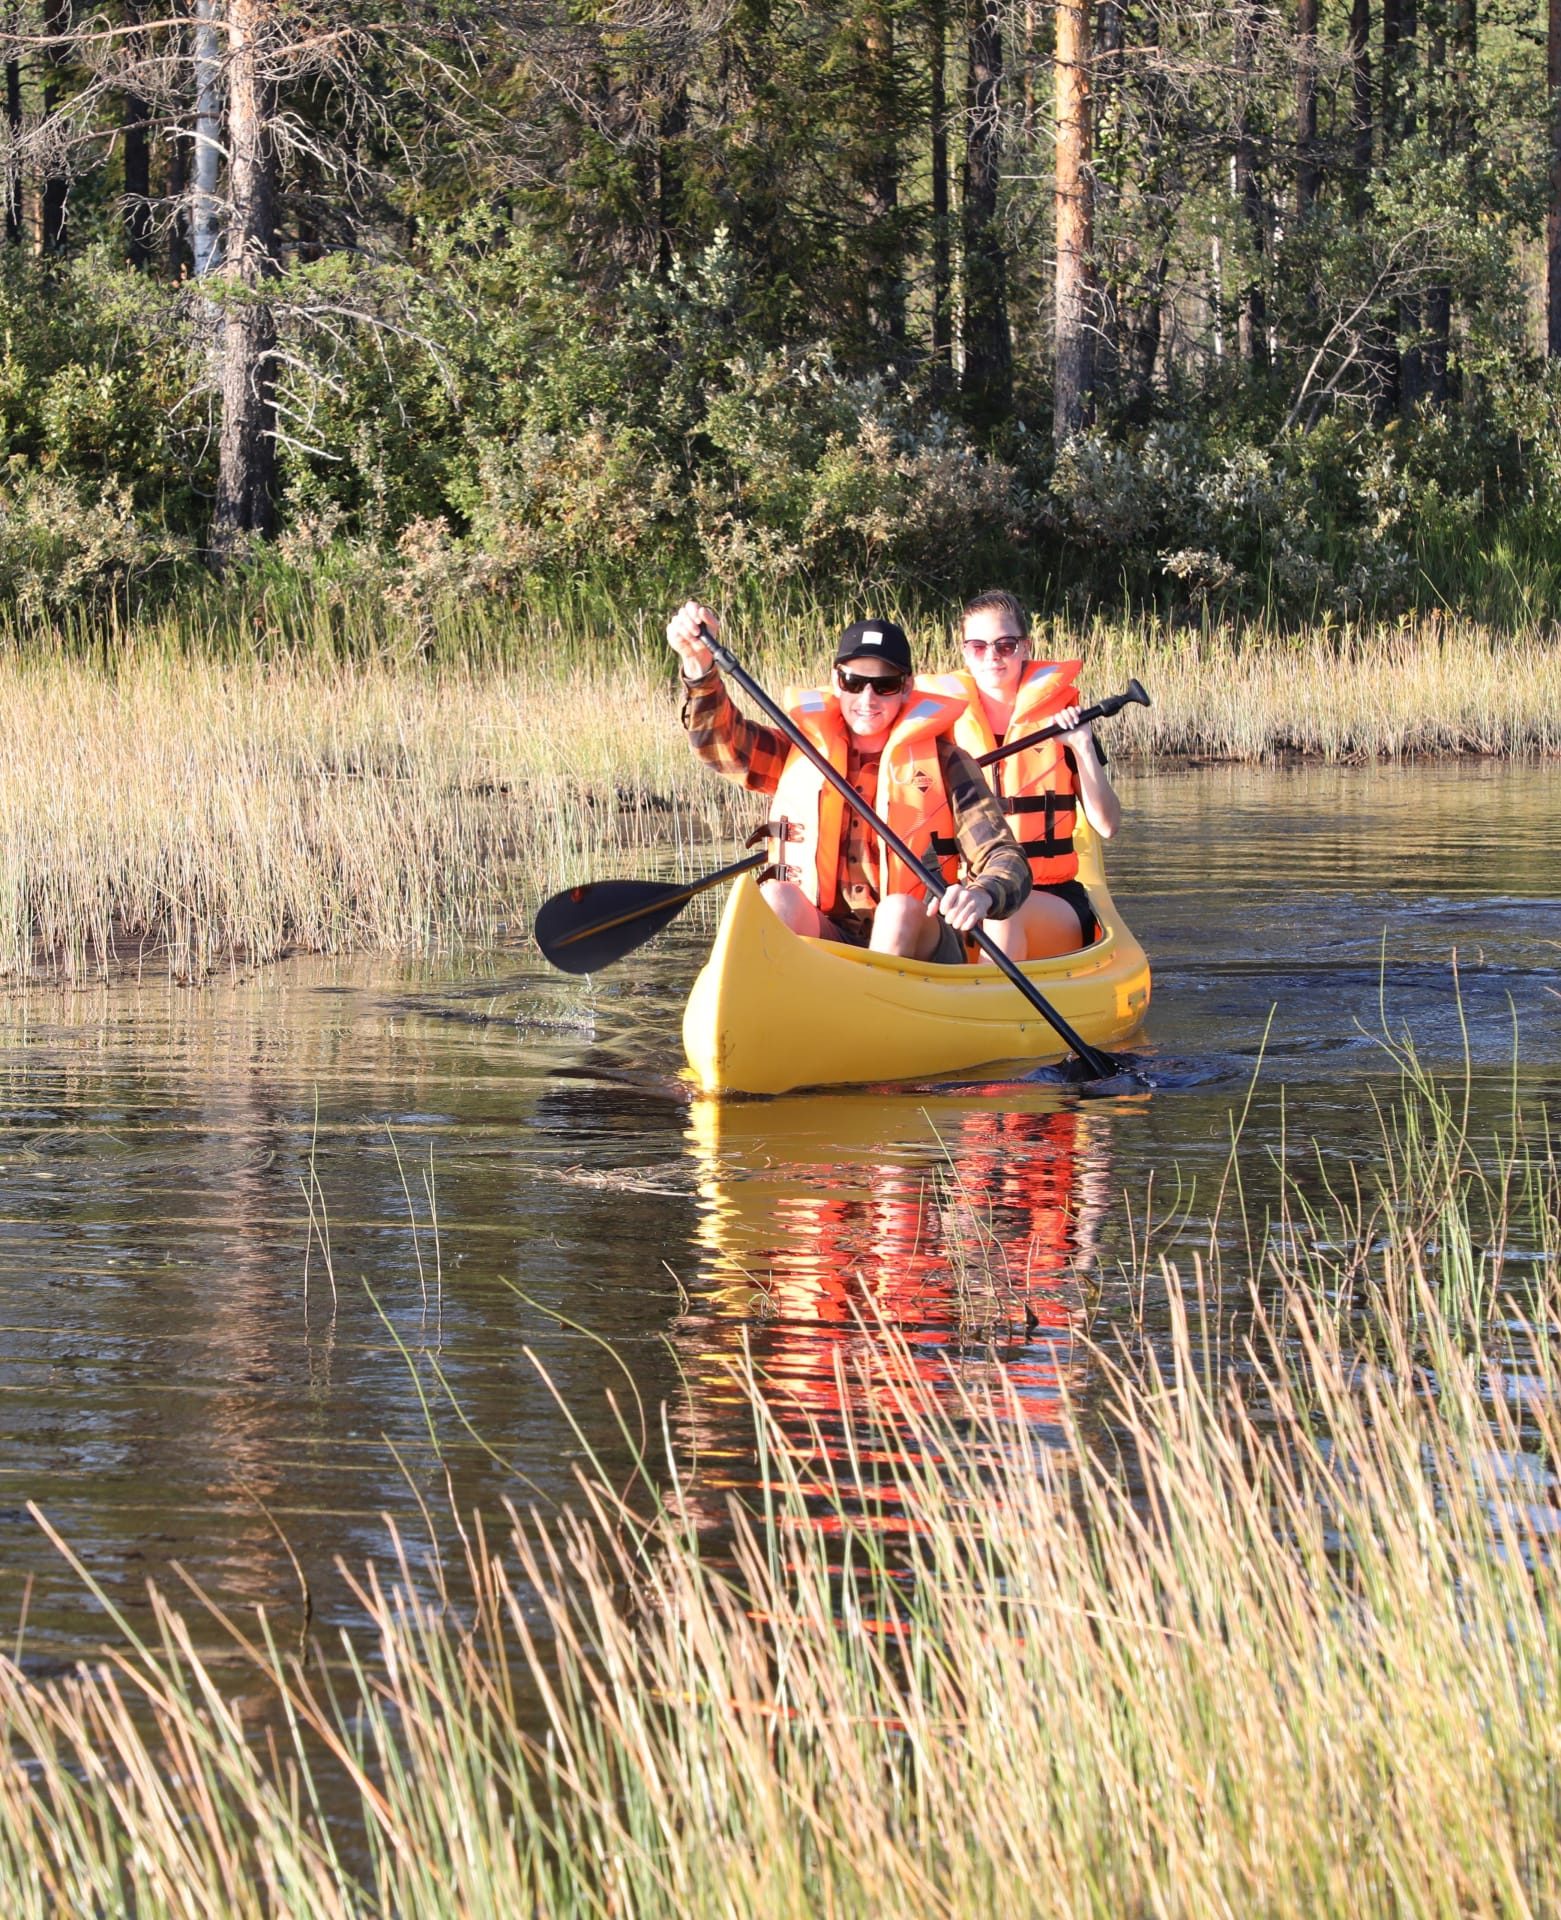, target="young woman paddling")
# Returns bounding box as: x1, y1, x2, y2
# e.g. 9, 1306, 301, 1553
938, 590, 1121, 959
667, 600, 1031, 963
